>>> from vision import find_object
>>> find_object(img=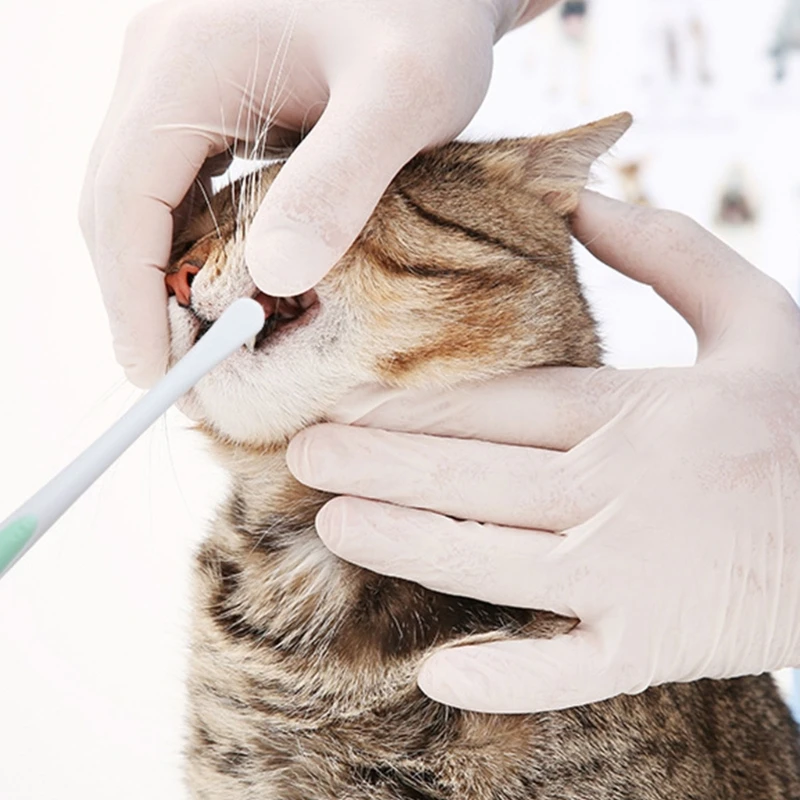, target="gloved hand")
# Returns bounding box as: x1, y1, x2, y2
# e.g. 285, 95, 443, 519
286, 191, 800, 714
79, 0, 547, 387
